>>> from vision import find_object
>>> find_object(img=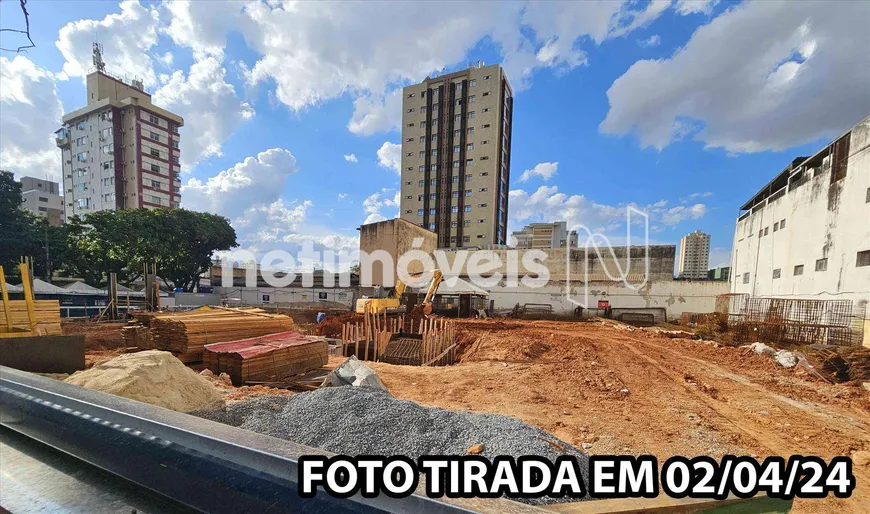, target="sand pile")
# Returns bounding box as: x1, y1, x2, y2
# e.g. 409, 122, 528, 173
65, 350, 223, 412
